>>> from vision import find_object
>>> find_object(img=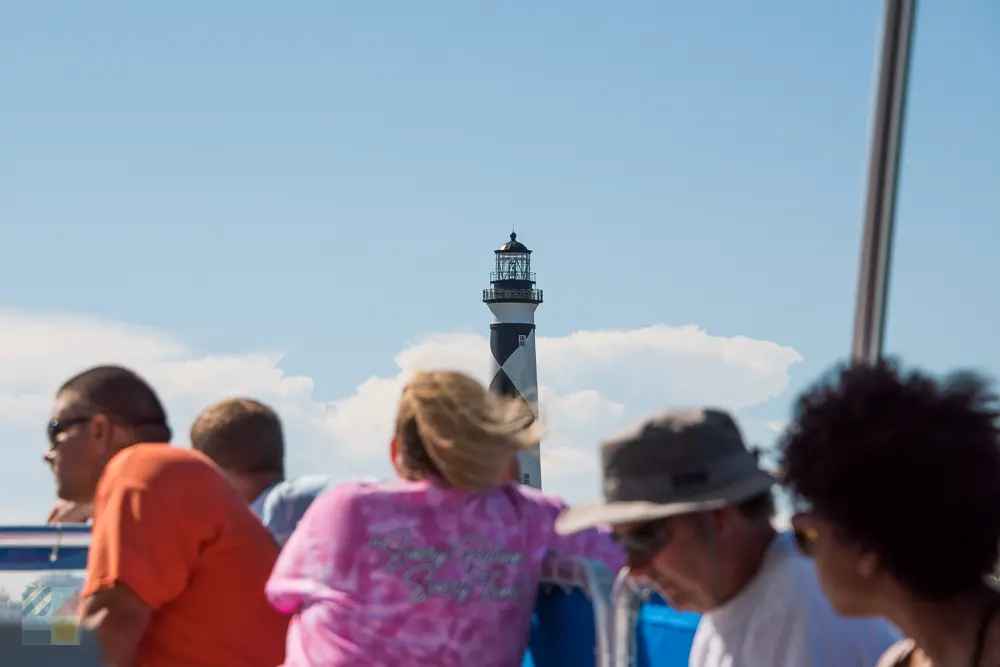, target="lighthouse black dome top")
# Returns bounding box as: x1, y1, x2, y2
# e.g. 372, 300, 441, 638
483, 232, 543, 305
496, 232, 531, 254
